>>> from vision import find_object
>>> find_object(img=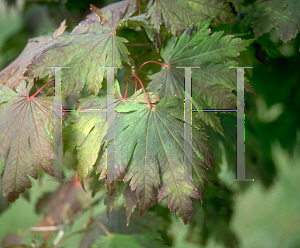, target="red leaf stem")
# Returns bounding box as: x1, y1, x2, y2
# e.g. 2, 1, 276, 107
138, 0, 141, 15
137, 61, 167, 75
124, 81, 129, 100
134, 77, 137, 93
133, 74, 151, 109
27, 80, 54, 101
